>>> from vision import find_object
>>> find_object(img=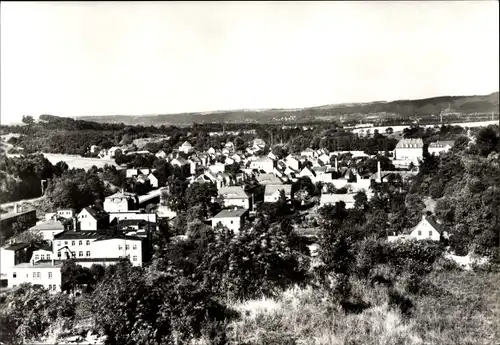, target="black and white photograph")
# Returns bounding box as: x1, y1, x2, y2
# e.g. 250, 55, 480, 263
0, 1, 499, 344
